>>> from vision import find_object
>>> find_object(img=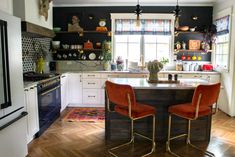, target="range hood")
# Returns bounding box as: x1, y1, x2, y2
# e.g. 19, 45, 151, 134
21, 21, 55, 38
